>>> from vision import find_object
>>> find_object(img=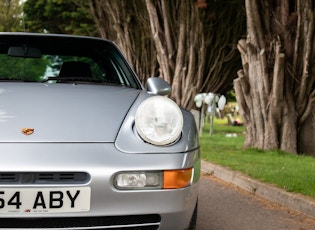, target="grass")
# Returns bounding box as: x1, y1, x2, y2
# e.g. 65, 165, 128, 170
200, 118, 315, 198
